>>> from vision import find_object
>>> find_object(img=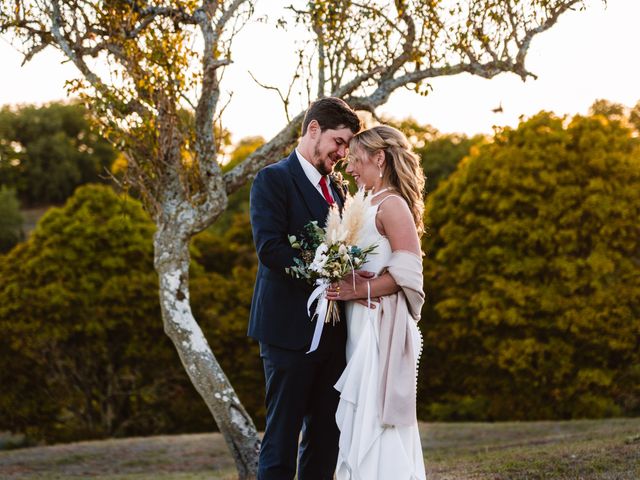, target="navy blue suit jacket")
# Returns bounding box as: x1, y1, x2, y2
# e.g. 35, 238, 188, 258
248, 151, 346, 350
